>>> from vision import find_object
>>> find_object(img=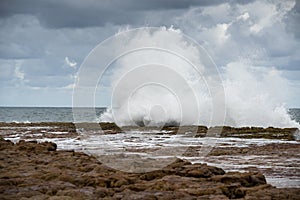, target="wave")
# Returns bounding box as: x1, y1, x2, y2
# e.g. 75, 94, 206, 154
99, 27, 299, 128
